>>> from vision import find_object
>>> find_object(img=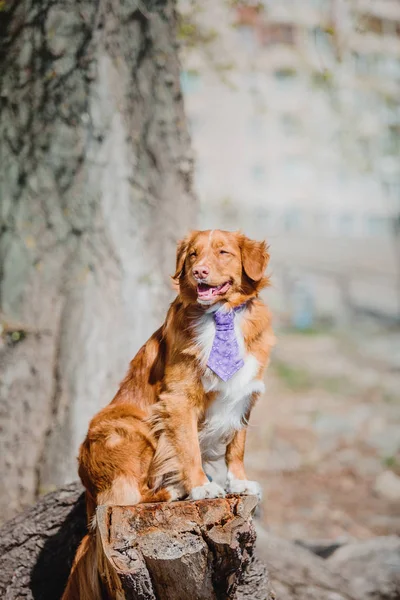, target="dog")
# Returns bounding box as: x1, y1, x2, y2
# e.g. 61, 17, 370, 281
62, 229, 274, 599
